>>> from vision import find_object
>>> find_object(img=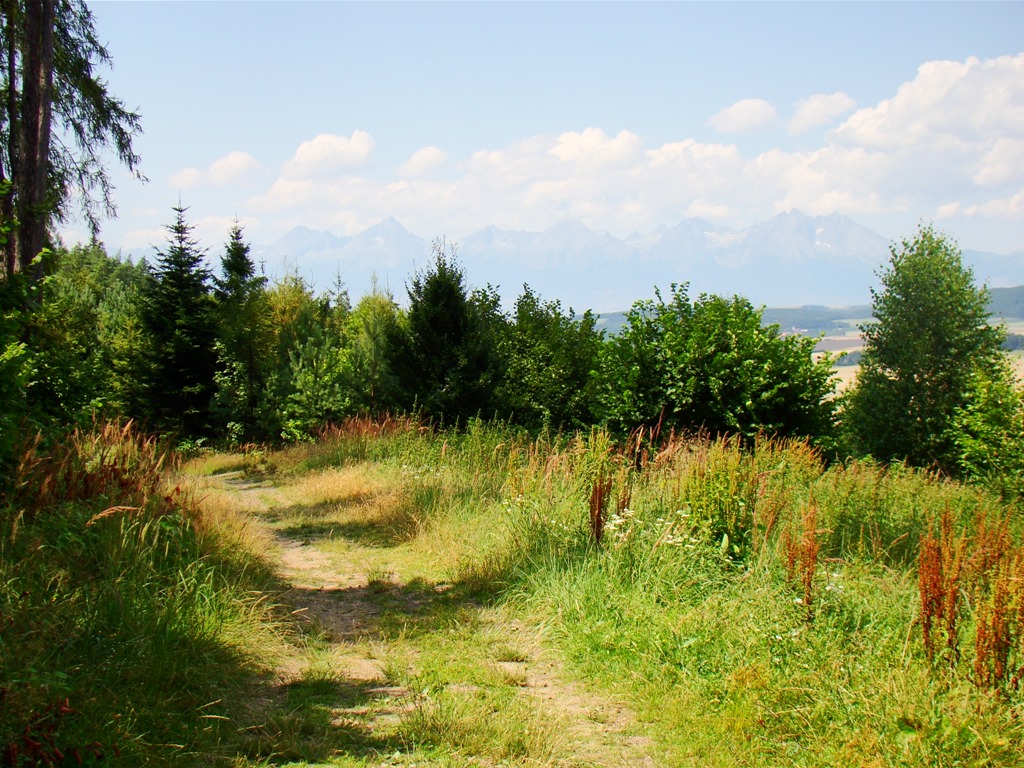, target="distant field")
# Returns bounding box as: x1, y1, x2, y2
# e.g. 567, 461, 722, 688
828, 348, 1024, 392
815, 335, 864, 353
